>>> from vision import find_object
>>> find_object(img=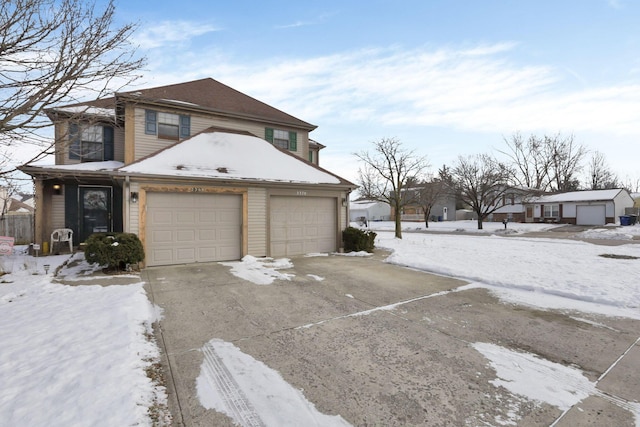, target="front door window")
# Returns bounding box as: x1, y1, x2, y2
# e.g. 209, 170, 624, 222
79, 187, 112, 242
